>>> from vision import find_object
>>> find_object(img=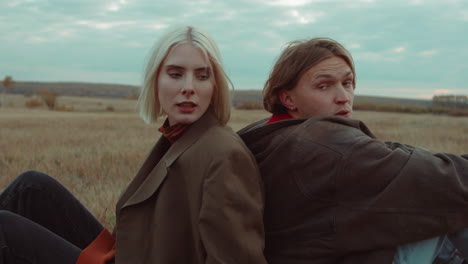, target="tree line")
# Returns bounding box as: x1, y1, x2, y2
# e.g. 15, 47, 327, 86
432, 95, 468, 110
